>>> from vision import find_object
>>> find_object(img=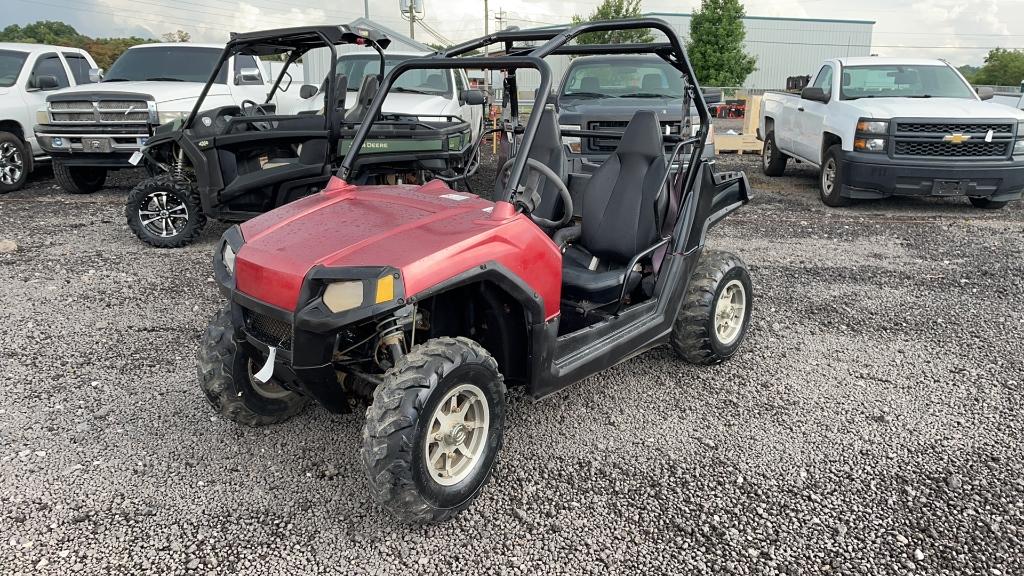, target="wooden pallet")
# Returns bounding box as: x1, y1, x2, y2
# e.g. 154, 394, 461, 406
713, 95, 764, 155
